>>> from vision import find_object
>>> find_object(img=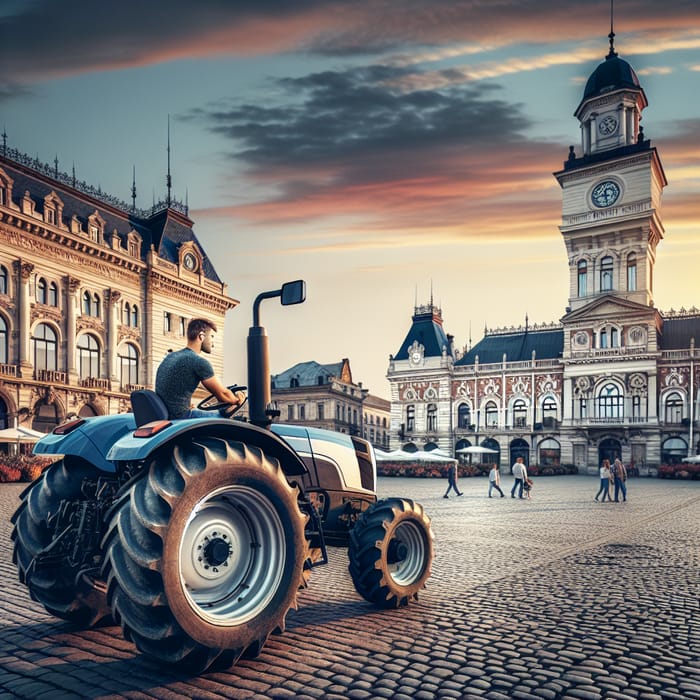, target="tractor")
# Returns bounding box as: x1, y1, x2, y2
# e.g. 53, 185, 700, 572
11, 280, 434, 672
